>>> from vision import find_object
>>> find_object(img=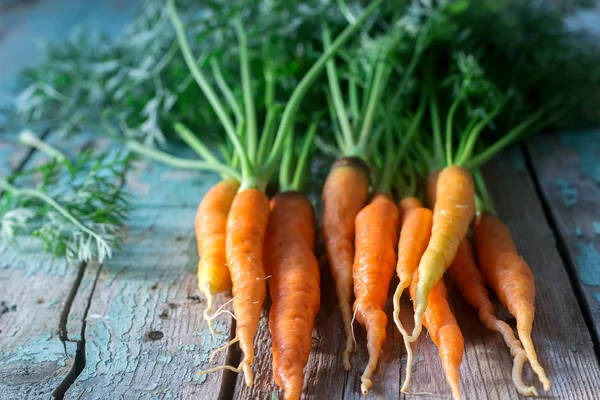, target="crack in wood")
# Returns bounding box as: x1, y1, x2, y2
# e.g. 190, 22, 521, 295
522, 143, 600, 363
58, 261, 87, 355
52, 264, 103, 400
